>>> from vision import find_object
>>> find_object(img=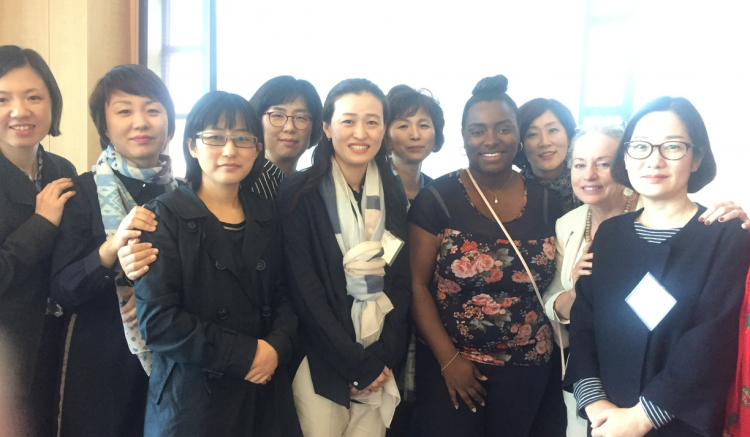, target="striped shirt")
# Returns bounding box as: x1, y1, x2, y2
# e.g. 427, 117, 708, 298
633, 221, 682, 243
251, 160, 284, 199
573, 378, 675, 428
